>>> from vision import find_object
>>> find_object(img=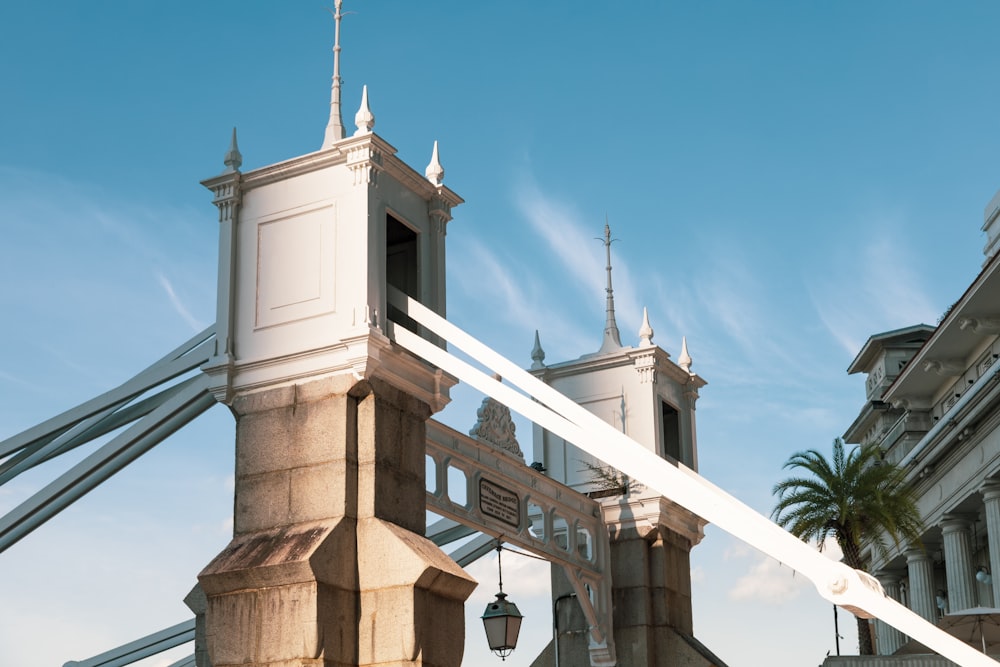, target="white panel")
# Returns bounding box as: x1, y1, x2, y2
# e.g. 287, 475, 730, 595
255, 203, 336, 329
